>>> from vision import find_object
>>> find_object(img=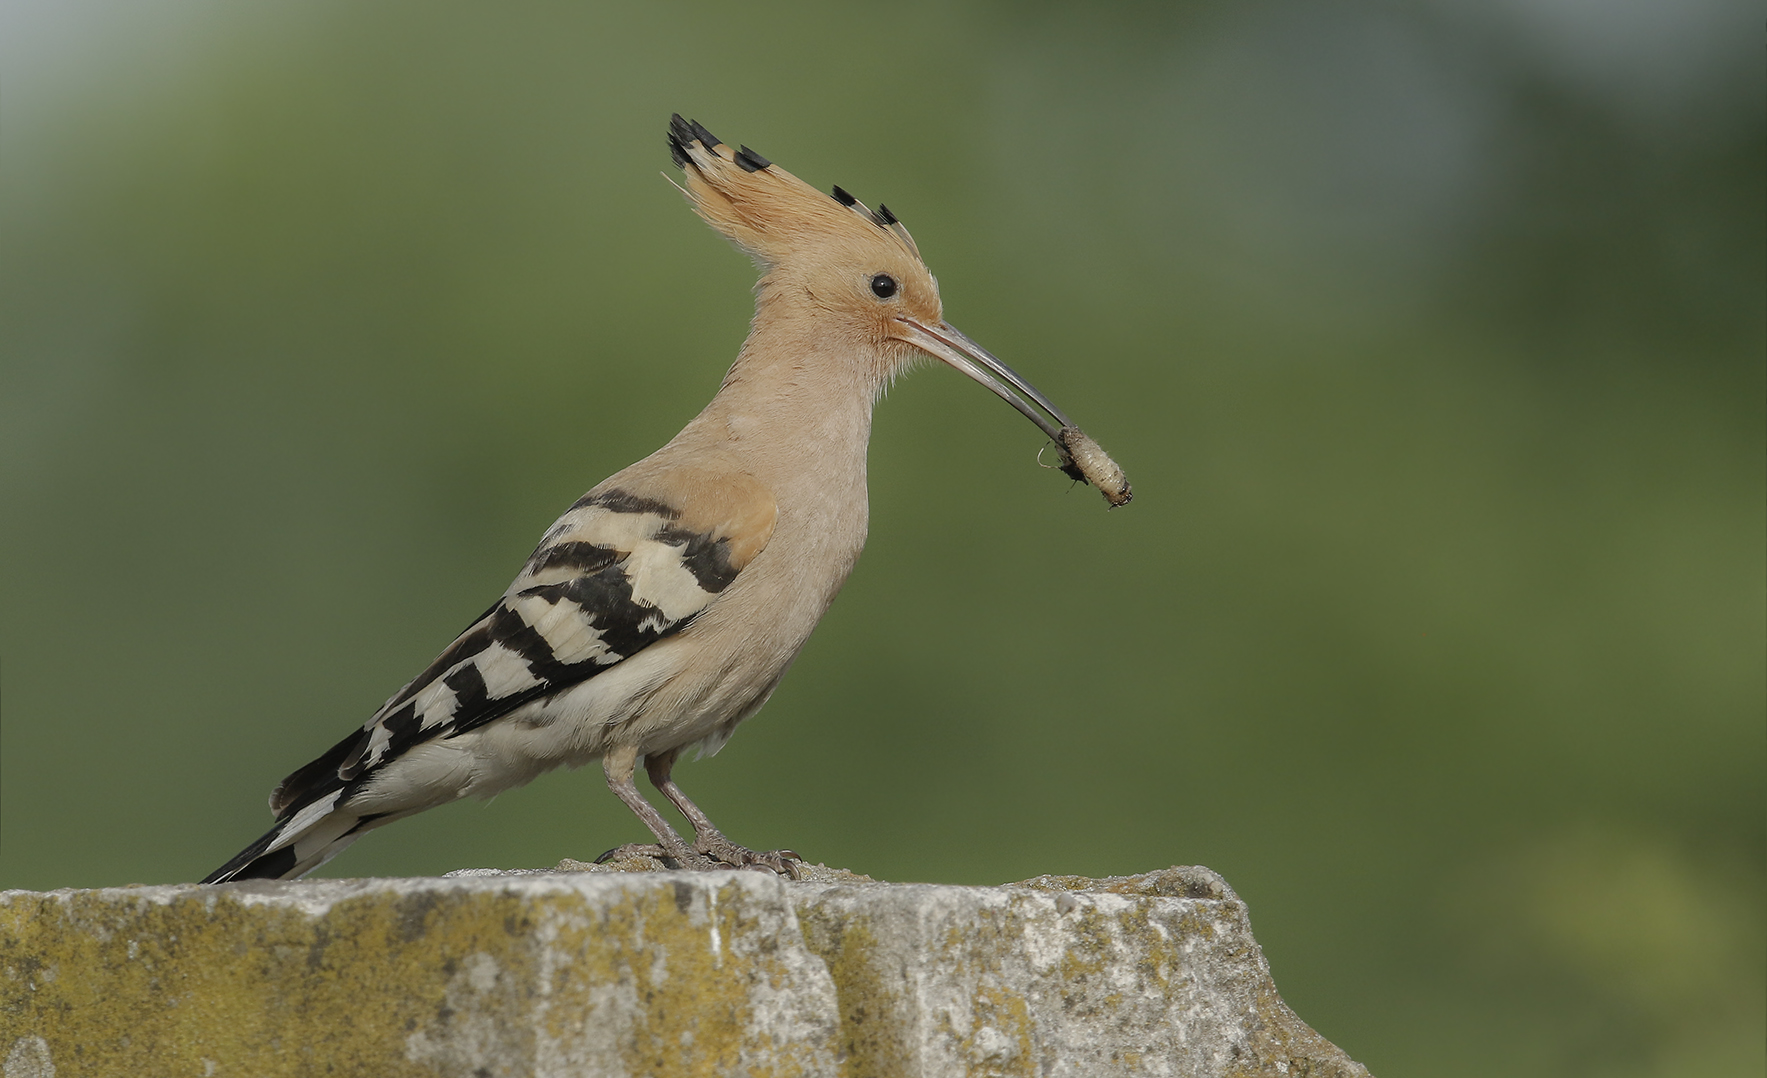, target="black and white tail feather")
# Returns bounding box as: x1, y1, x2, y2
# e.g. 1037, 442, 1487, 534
202, 487, 754, 883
